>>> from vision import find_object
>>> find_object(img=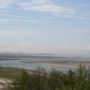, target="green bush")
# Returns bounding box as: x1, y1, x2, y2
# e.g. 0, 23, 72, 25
7, 65, 90, 90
